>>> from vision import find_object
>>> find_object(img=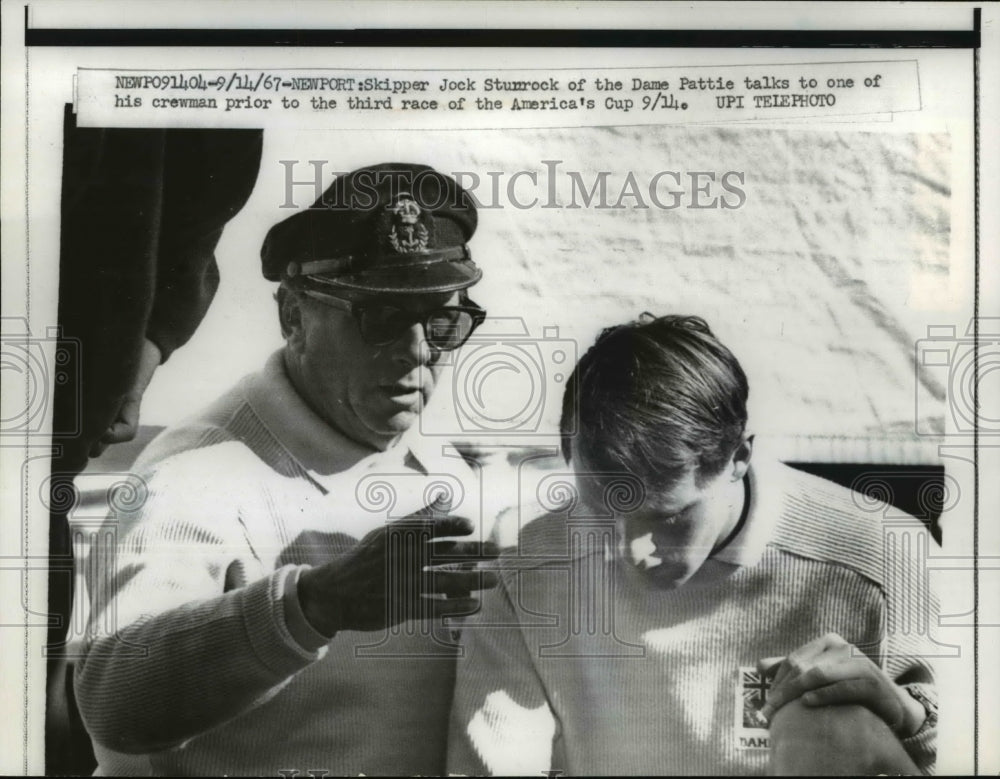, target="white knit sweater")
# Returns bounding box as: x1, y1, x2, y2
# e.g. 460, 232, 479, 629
448, 459, 938, 776
75, 350, 486, 776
